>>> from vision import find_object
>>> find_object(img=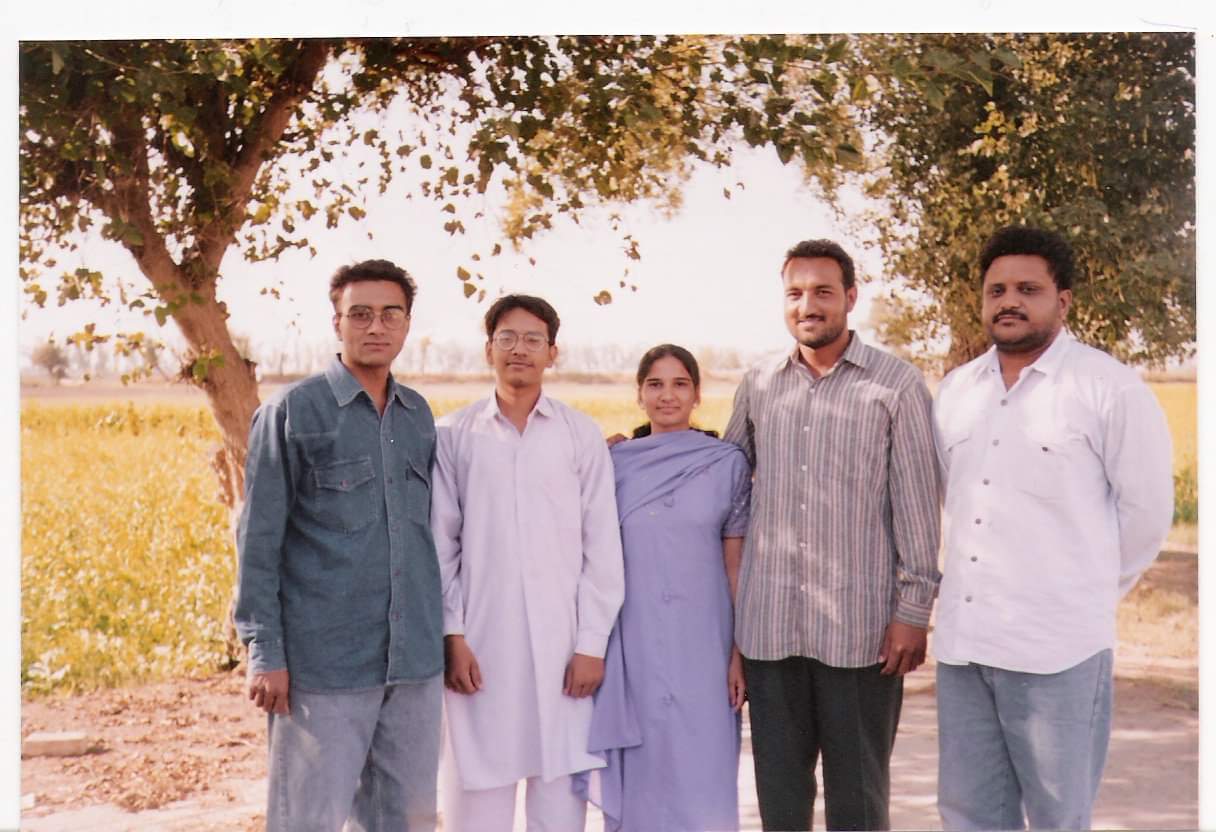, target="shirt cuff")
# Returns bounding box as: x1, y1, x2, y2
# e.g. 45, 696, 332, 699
892, 596, 934, 630
443, 610, 464, 637
575, 630, 610, 658
248, 639, 287, 675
